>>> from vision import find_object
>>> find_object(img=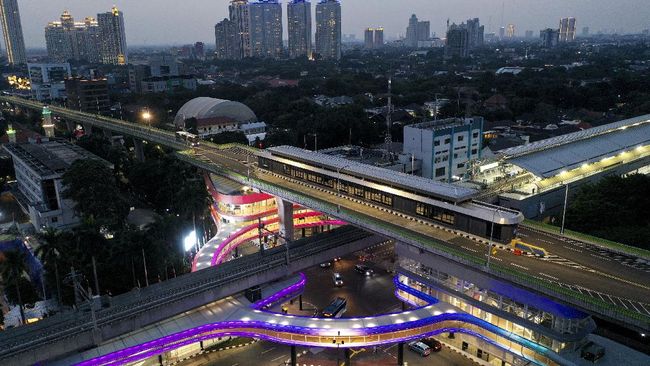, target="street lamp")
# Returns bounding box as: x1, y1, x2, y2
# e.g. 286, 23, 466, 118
487, 208, 500, 270
141, 108, 152, 124
184, 230, 198, 252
